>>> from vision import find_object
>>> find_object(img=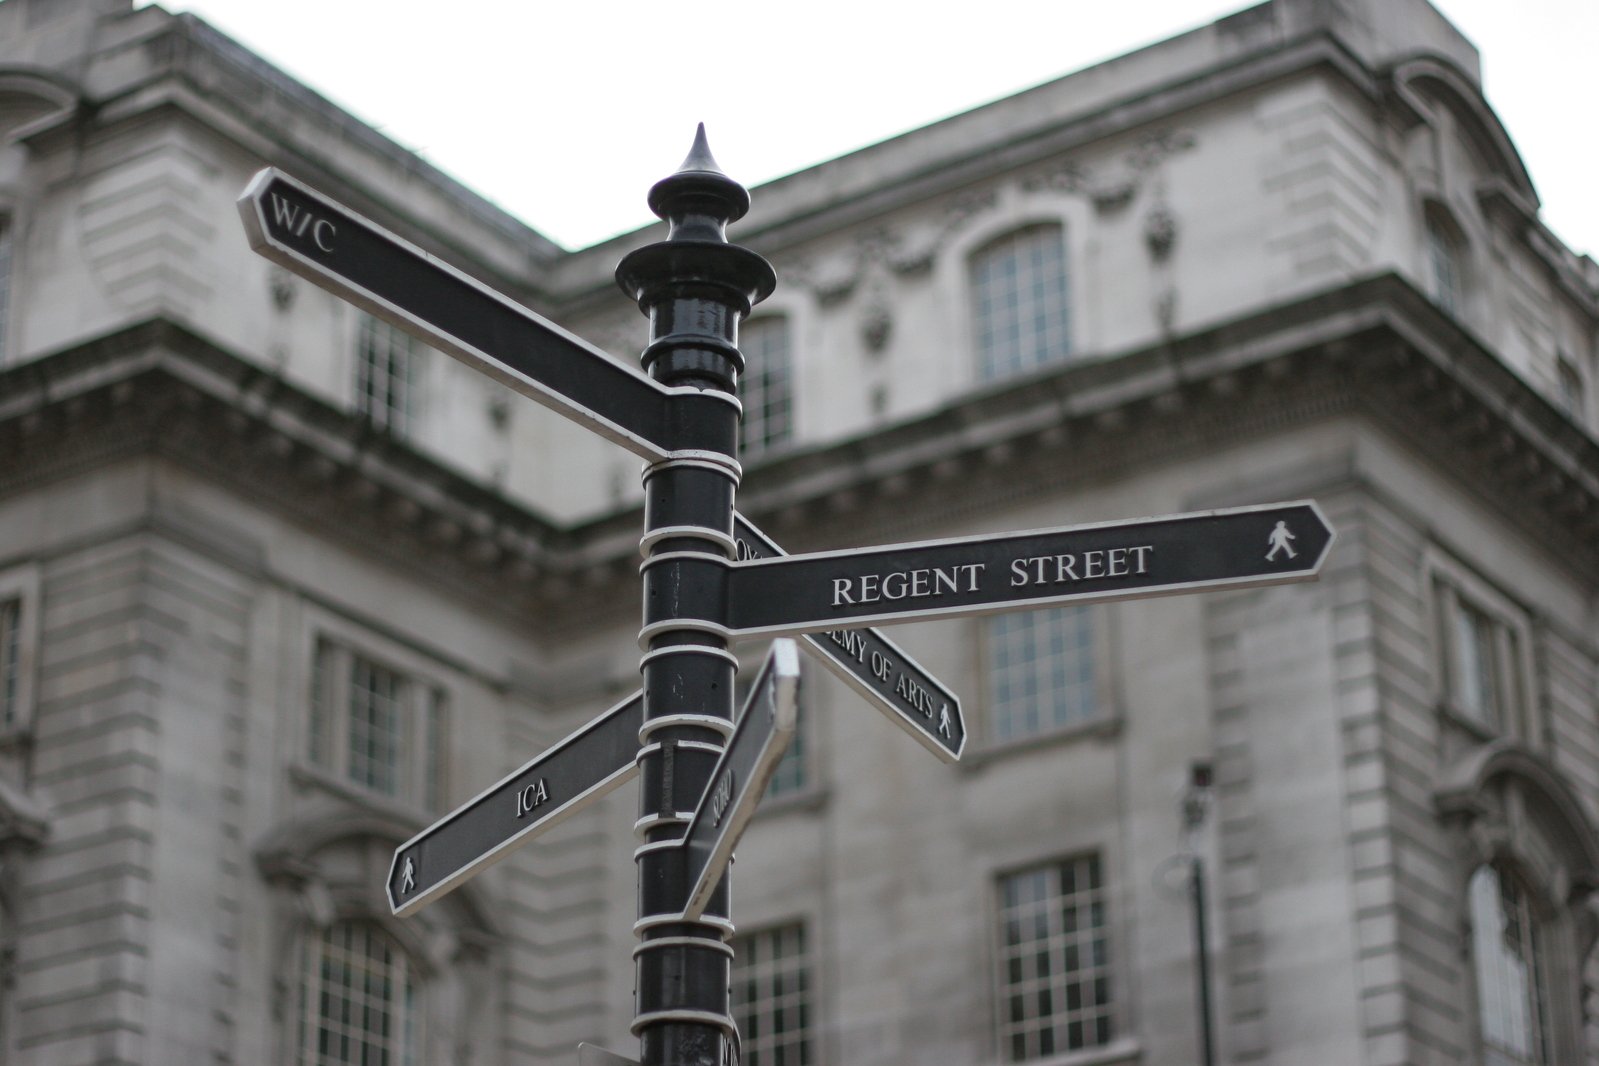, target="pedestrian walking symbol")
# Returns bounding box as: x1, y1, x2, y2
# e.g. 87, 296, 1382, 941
401, 856, 415, 895
1266, 521, 1298, 561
